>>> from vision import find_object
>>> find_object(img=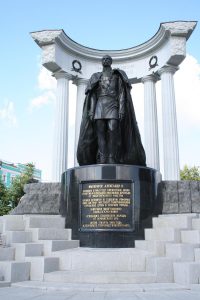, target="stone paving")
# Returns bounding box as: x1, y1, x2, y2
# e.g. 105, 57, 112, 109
0, 285, 200, 300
